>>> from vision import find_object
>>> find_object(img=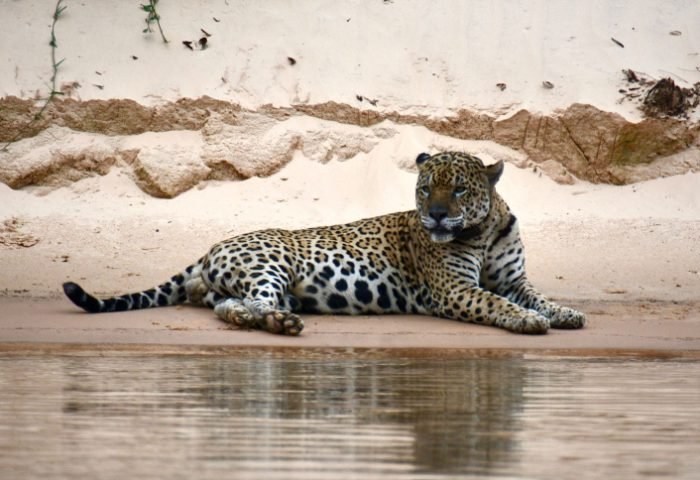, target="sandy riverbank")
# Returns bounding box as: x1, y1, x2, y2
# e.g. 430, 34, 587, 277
2, 297, 699, 357
2, 147, 699, 356
1, 1, 699, 356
